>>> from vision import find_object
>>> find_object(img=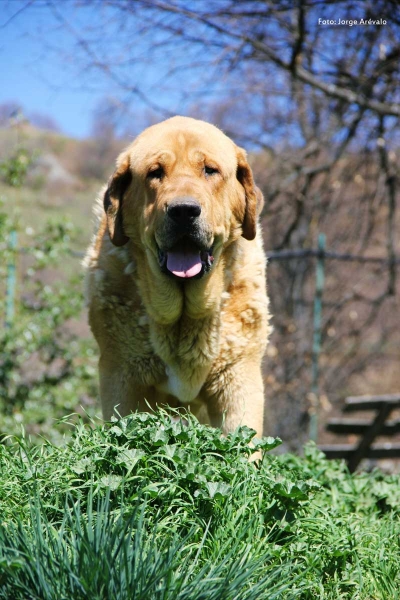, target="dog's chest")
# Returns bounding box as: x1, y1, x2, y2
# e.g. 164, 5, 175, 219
151, 314, 220, 403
